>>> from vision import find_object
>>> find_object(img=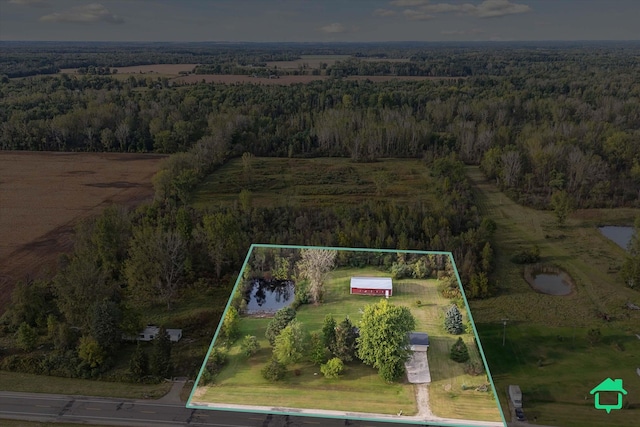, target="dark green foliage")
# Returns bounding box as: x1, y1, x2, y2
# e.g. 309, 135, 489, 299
149, 327, 172, 378
309, 331, 329, 366
333, 317, 358, 362
620, 216, 640, 289
129, 342, 149, 380
511, 245, 541, 264
15, 322, 38, 351
241, 335, 259, 357
450, 337, 470, 363
390, 262, 413, 280
265, 306, 296, 346
444, 304, 464, 335
2, 280, 52, 331
321, 314, 337, 353
273, 320, 305, 366
320, 357, 344, 379
77, 336, 106, 368
464, 361, 484, 376
261, 357, 287, 381
90, 299, 122, 354
206, 346, 228, 376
